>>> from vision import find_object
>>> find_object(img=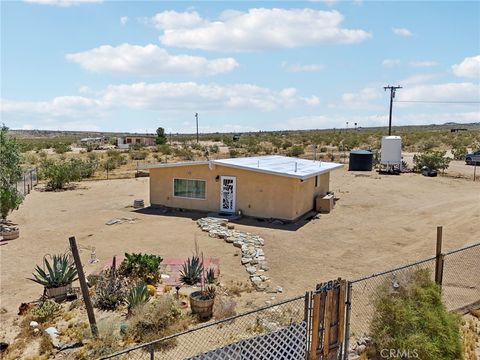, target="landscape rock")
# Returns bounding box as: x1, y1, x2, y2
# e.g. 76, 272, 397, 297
276, 286, 283, 293
246, 266, 256, 275
241, 258, 251, 265
29, 321, 39, 328
356, 345, 366, 355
